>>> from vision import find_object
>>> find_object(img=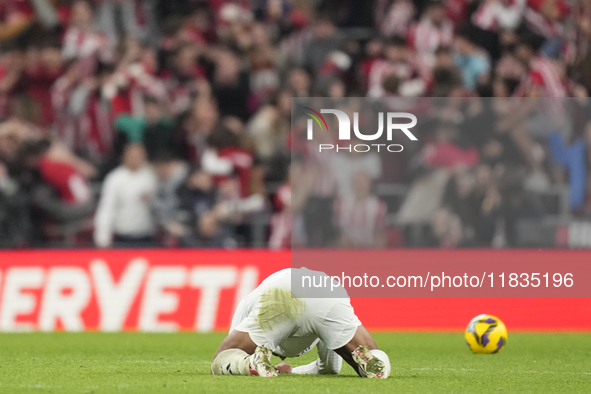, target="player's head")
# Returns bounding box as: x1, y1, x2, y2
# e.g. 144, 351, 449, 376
370, 349, 391, 379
